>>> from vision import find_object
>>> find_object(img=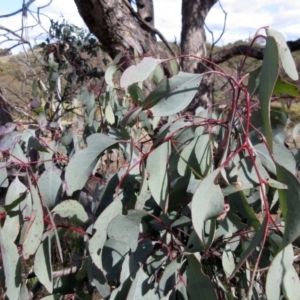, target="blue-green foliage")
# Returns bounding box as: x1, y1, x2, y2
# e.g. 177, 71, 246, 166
1, 28, 300, 300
